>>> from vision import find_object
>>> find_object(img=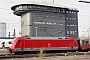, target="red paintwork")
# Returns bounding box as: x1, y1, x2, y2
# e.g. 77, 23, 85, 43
81, 44, 90, 50
80, 37, 90, 50
10, 36, 78, 52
